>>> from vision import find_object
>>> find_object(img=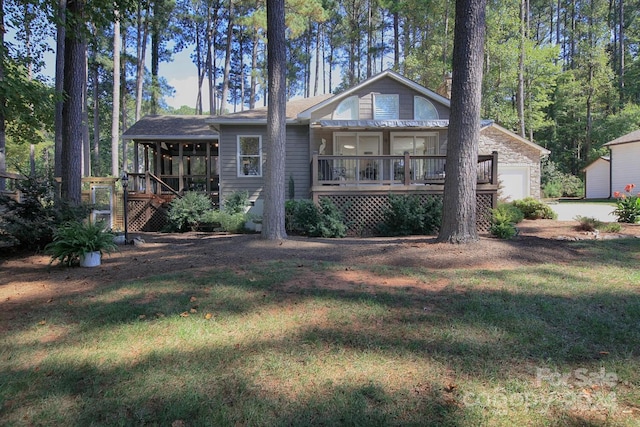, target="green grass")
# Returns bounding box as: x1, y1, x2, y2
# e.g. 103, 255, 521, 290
2, 242, 640, 426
